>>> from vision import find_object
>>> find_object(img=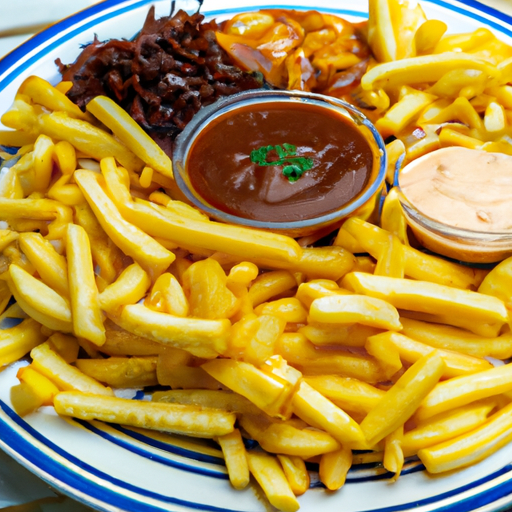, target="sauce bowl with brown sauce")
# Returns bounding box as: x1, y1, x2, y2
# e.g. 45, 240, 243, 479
173, 90, 386, 236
